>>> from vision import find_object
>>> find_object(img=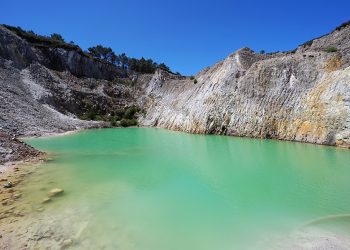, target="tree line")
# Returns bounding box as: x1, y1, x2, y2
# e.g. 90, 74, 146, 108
3, 25, 172, 74
86, 45, 171, 74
